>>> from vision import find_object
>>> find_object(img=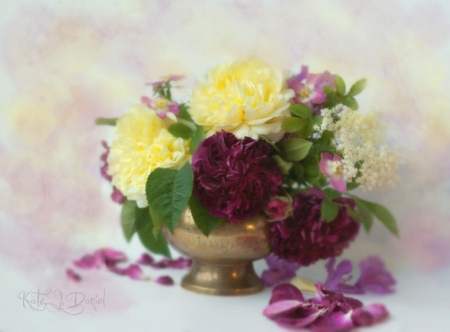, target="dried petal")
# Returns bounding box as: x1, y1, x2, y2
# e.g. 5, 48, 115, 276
66, 268, 81, 282
355, 257, 396, 294
155, 276, 174, 286
137, 253, 154, 265
262, 255, 300, 286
